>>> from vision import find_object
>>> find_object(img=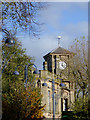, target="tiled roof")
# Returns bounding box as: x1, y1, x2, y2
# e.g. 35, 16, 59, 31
50, 47, 71, 54
43, 47, 72, 59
